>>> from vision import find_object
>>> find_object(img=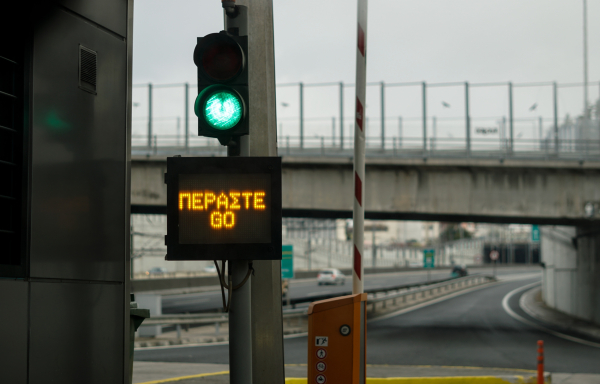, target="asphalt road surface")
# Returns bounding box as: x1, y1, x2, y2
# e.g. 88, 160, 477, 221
136, 270, 600, 373
161, 266, 534, 314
